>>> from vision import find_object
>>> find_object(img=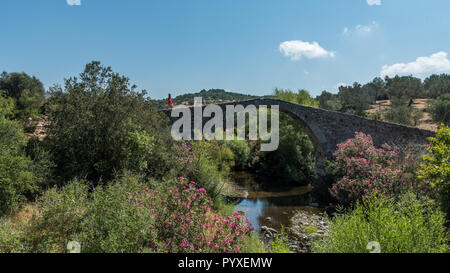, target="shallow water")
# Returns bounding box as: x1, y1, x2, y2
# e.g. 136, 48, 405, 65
224, 172, 322, 231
